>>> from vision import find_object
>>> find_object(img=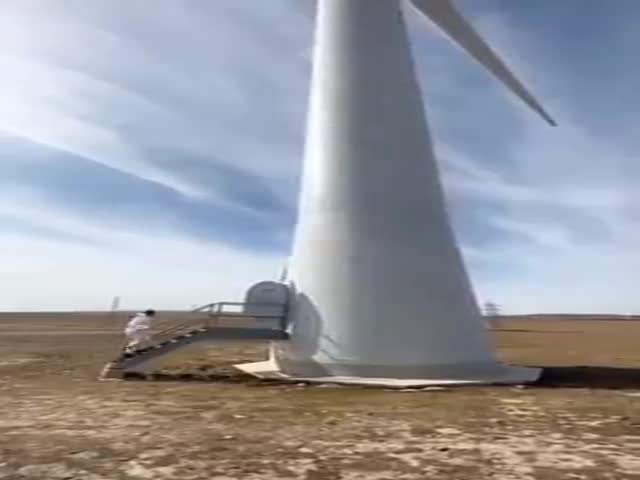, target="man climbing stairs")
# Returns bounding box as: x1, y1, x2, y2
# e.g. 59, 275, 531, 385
100, 290, 290, 380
